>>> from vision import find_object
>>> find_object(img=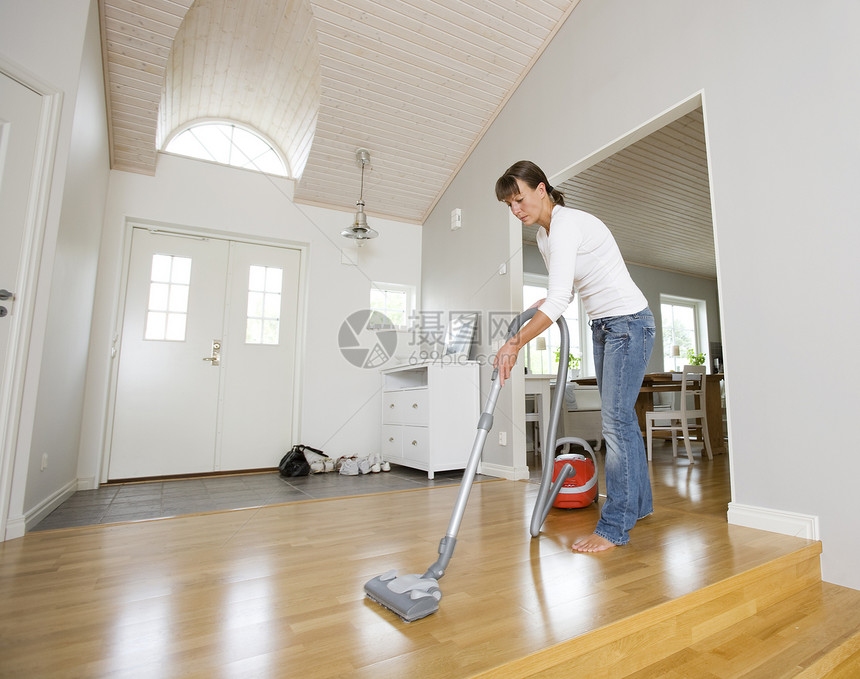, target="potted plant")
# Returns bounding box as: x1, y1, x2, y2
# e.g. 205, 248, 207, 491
686, 348, 706, 366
